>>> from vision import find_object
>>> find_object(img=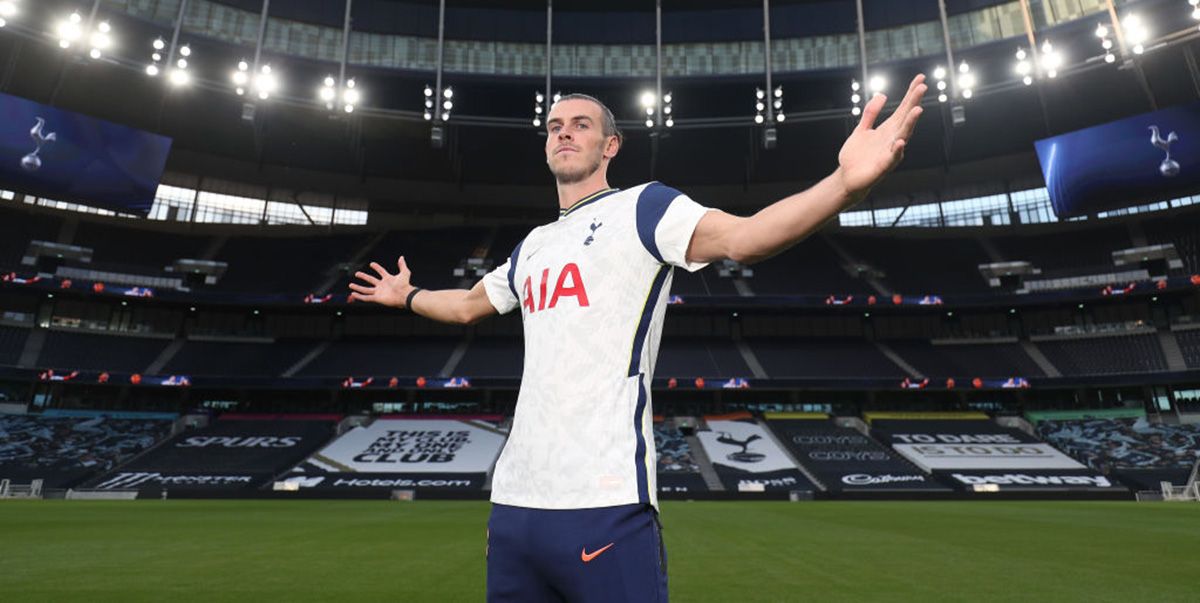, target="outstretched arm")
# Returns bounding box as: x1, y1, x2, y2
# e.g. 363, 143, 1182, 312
348, 257, 497, 325
686, 74, 927, 265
